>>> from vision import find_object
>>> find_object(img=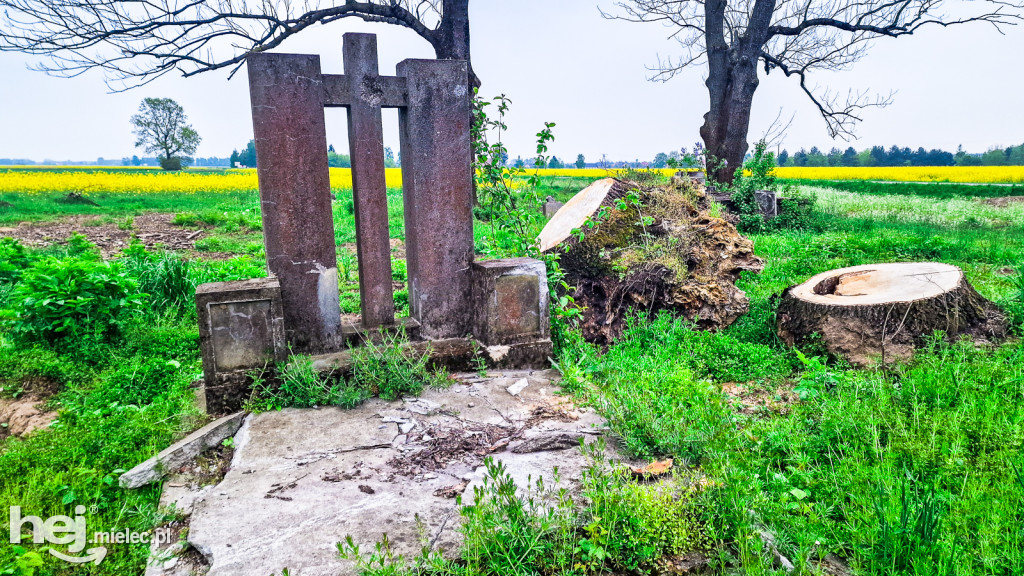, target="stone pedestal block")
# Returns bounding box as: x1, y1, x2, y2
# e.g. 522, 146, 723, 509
196, 278, 286, 414
543, 198, 564, 218
471, 258, 550, 346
